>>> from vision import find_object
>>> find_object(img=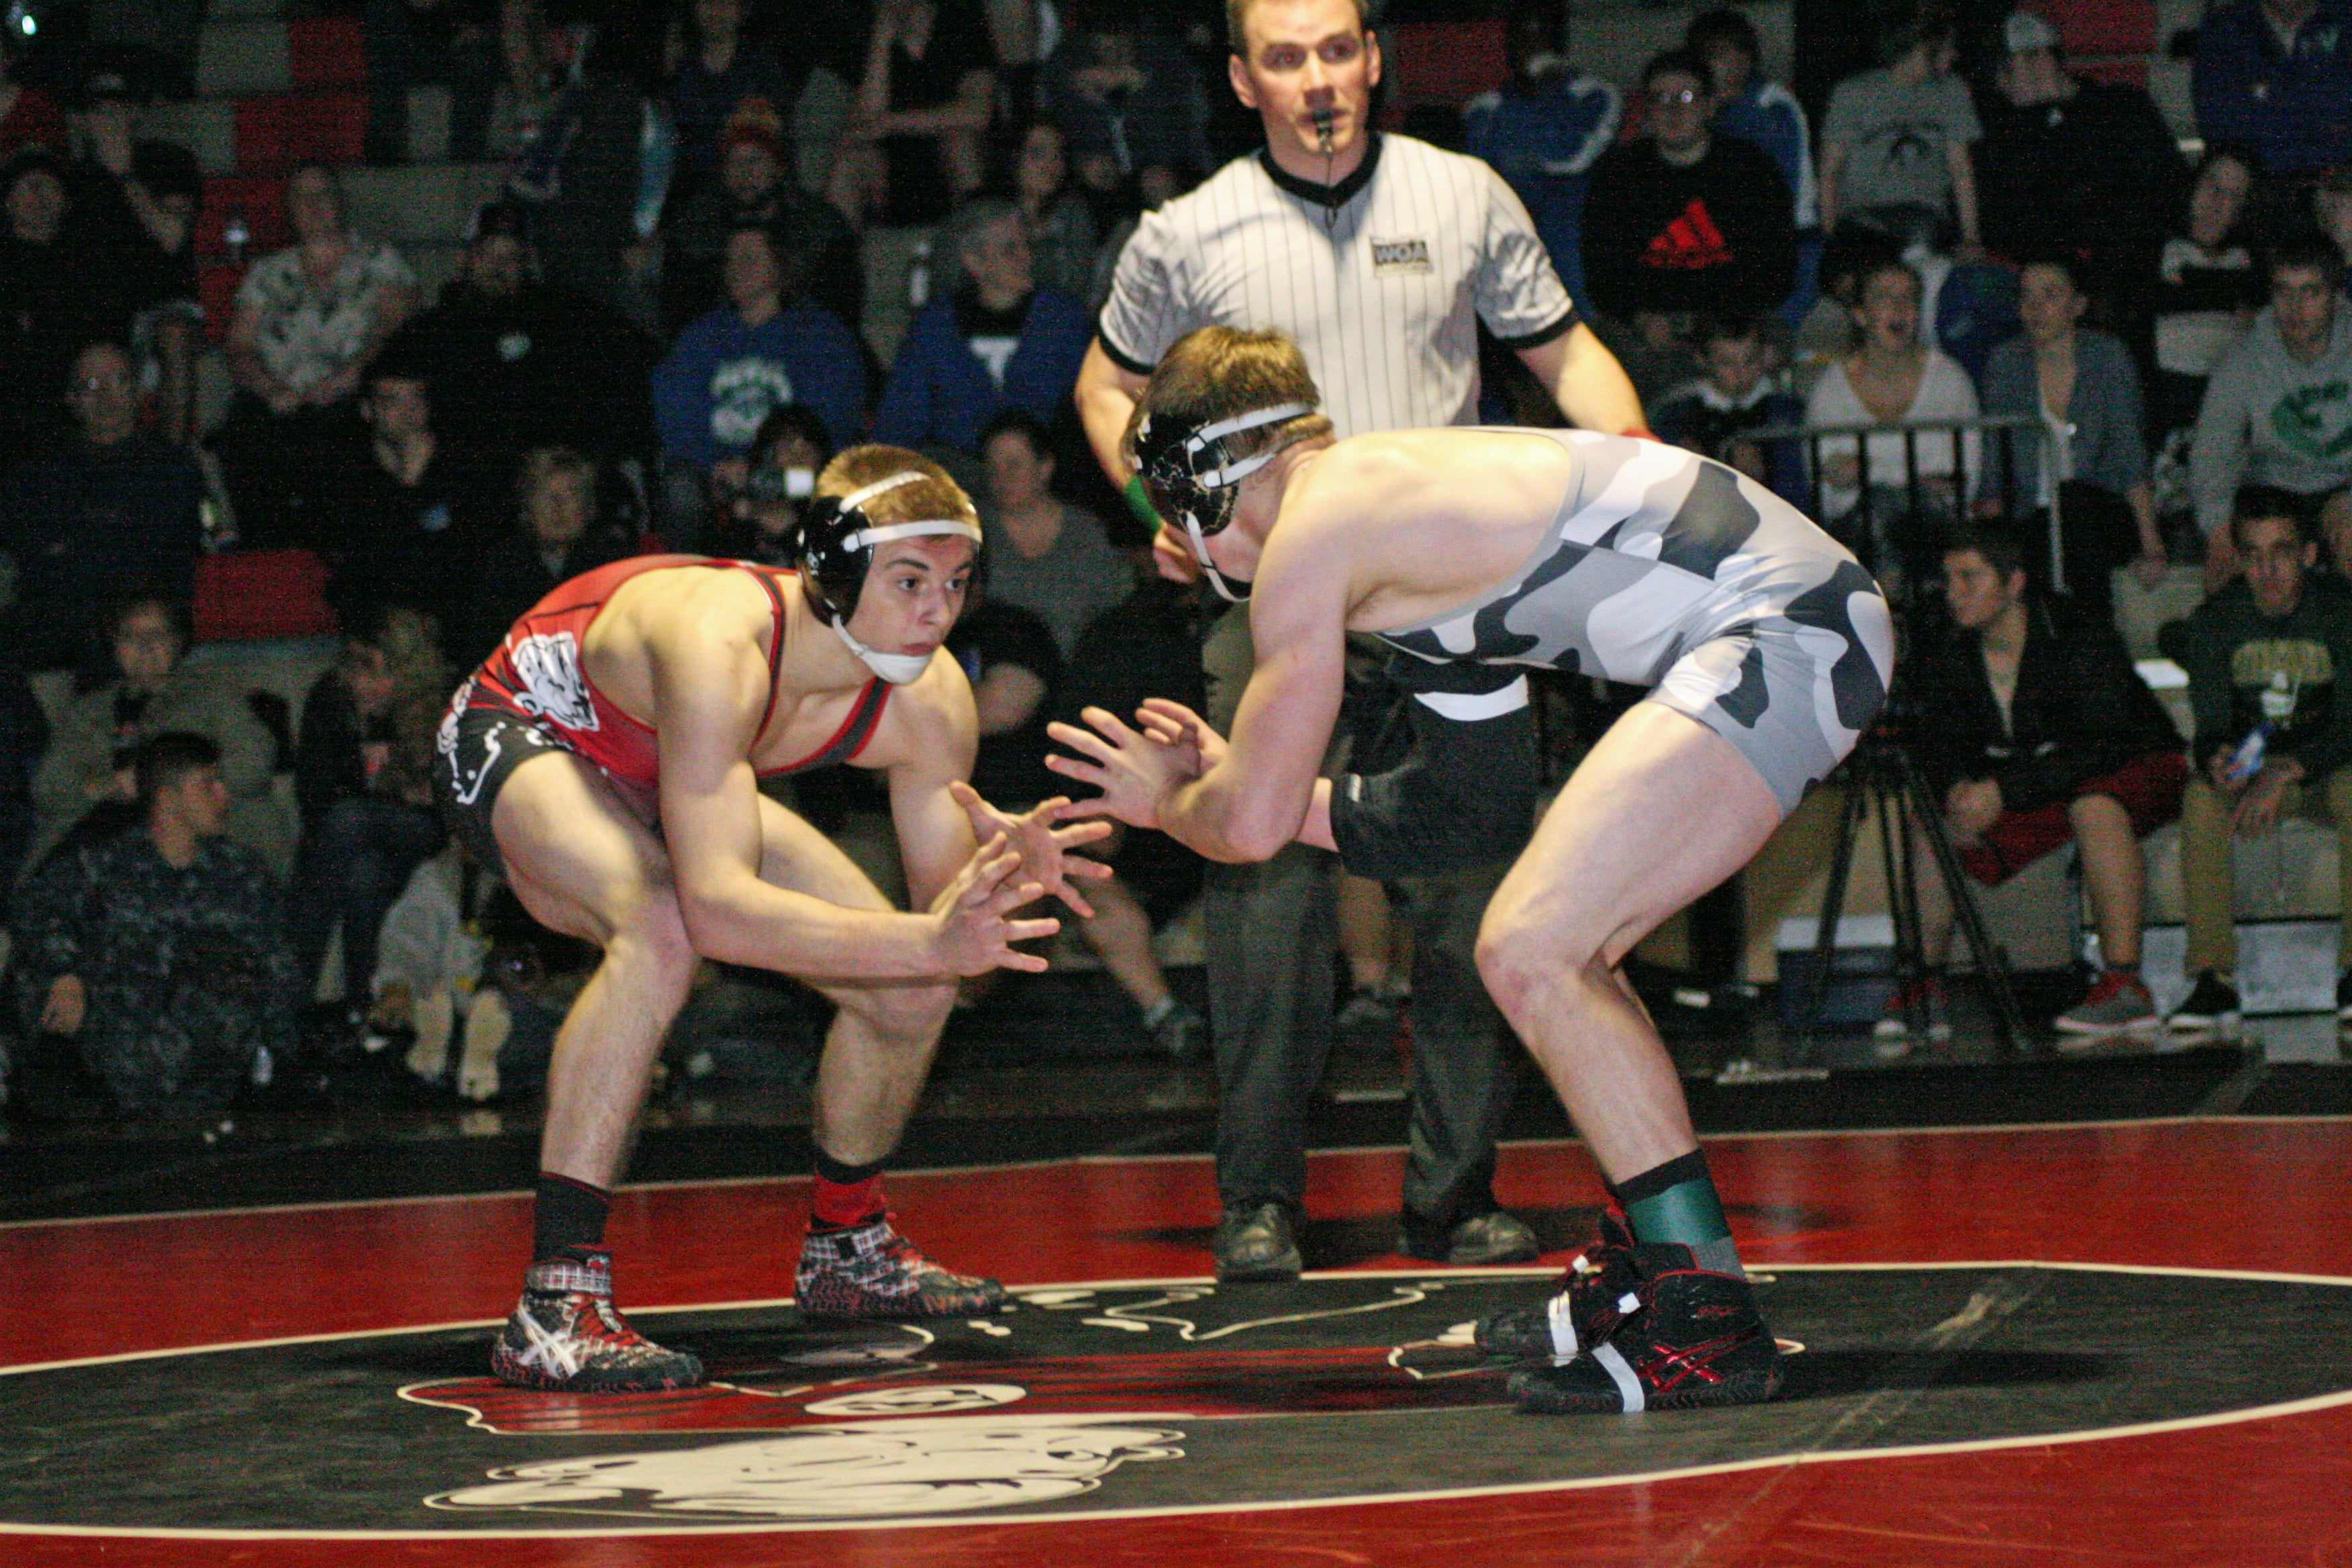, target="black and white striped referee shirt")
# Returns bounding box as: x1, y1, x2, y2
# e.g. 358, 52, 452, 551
1096, 132, 1579, 440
